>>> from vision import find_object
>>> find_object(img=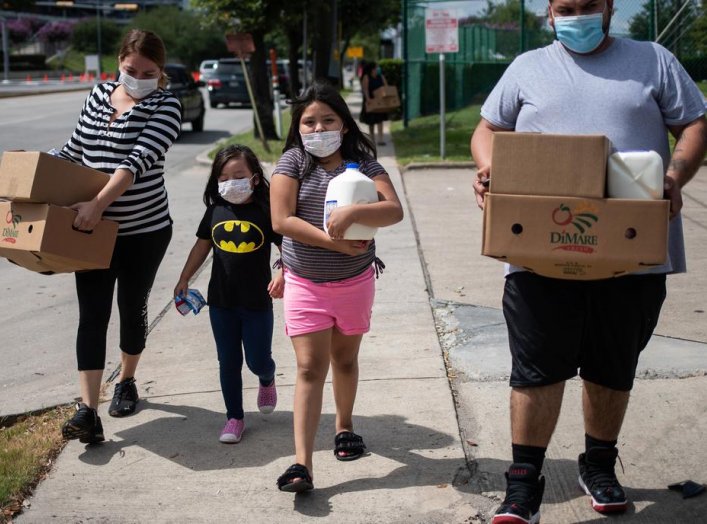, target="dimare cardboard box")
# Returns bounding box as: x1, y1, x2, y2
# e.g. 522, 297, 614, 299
490, 133, 610, 198
0, 201, 118, 273
482, 194, 669, 280
484, 132, 669, 279
0, 151, 110, 206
